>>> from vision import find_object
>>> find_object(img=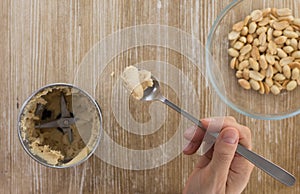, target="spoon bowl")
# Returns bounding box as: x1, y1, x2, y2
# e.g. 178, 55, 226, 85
141, 77, 163, 102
